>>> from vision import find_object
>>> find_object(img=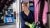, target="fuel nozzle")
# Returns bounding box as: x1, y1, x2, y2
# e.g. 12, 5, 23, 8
36, 21, 41, 28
